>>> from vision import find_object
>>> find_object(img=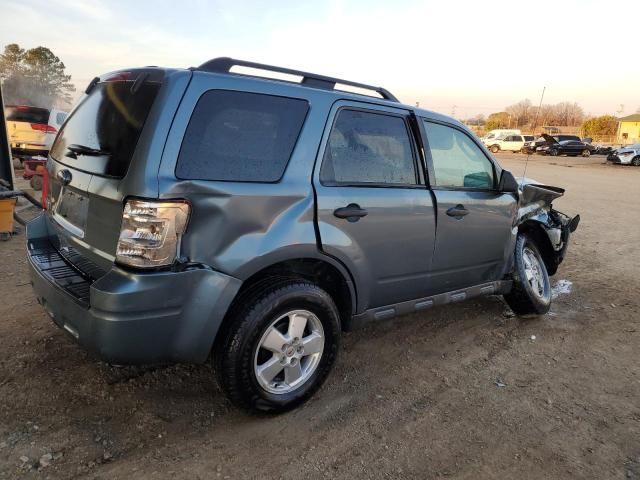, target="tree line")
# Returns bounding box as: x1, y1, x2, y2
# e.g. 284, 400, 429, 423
0, 43, 75, 109
466, 99, 626, 137
482, 99, 586, 131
